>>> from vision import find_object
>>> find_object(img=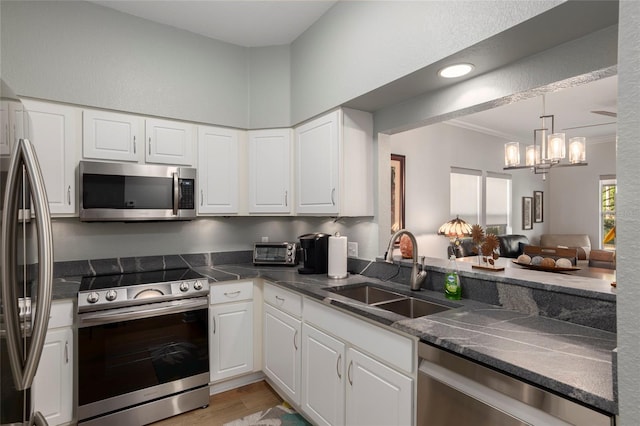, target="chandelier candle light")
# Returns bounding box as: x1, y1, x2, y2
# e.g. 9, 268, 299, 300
503, 95, 588, 180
